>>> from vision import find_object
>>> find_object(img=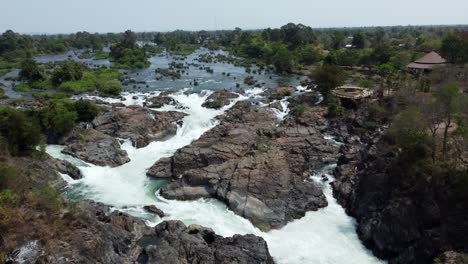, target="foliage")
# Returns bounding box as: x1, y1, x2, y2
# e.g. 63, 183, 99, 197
74, 99, 99, 122
325, 95, 345, 118
440, 33, 468, 64
110, 30, 149, 69
292, 104, 306, 116
155, 68, 181, 79
0, 107, 41, 155
51, 60, 85, 86
19, 58, 44, 83
39, 100, 78, 138
387, 106, 431, 164
312, 65, 346, 98
0, 87, 6, 99
12, 83, 32, 92
0, 190, 18, 208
